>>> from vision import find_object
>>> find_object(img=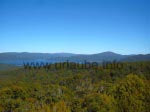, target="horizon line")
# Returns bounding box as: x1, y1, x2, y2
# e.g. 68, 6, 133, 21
0, 51, 149, 55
